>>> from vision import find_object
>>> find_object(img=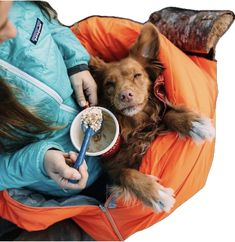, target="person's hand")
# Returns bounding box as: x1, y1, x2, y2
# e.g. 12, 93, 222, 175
44, 150, 88, 190
70, 70, 98, 107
